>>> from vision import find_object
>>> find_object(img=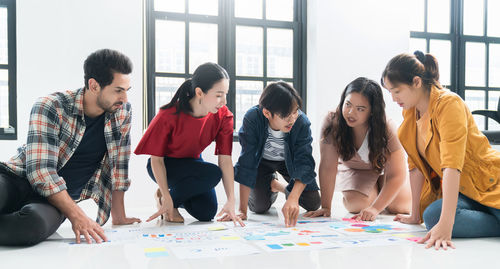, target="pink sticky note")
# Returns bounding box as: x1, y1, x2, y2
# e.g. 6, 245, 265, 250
406, 237, 422, 242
